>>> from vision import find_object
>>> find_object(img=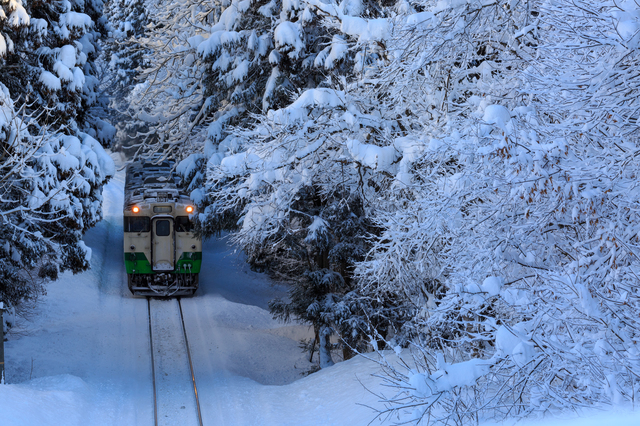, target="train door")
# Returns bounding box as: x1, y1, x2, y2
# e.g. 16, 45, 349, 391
152, 218, 175, 271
